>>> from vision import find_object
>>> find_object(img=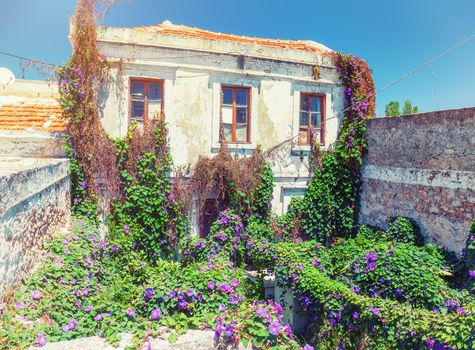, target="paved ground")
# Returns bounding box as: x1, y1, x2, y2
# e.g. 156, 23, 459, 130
28, 330, 221, 350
